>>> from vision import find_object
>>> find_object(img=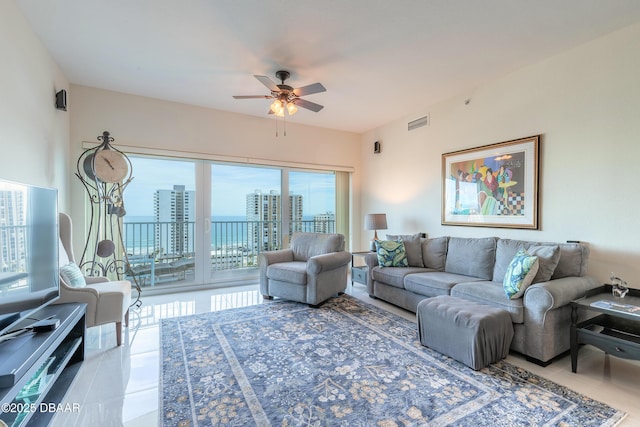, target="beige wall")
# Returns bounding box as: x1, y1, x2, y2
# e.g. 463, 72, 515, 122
69, 85, 362, 249
0, 0, 70, 208
360, 22, 640, 285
